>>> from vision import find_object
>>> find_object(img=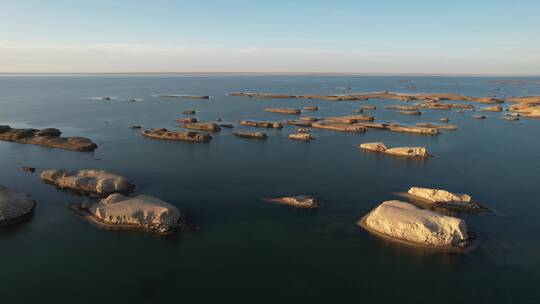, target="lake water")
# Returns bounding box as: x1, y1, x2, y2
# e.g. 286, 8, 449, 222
1, 74, 539, 303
